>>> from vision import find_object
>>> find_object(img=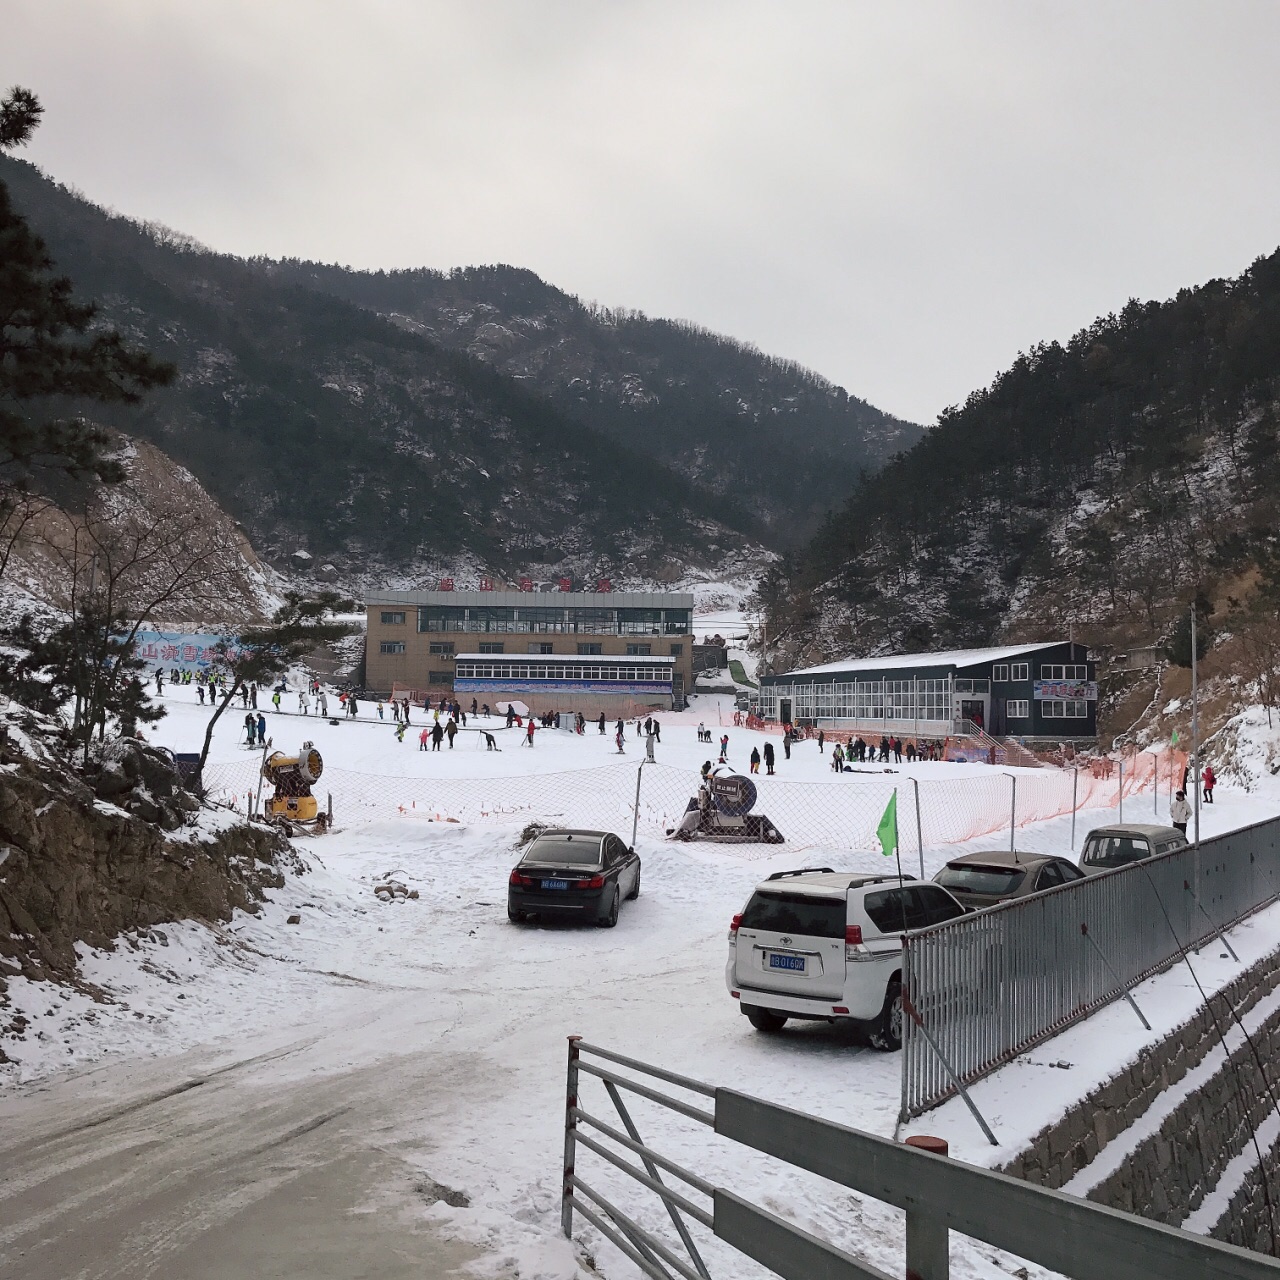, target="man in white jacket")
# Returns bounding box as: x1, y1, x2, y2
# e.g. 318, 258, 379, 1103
1170, 789, 1192, 835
